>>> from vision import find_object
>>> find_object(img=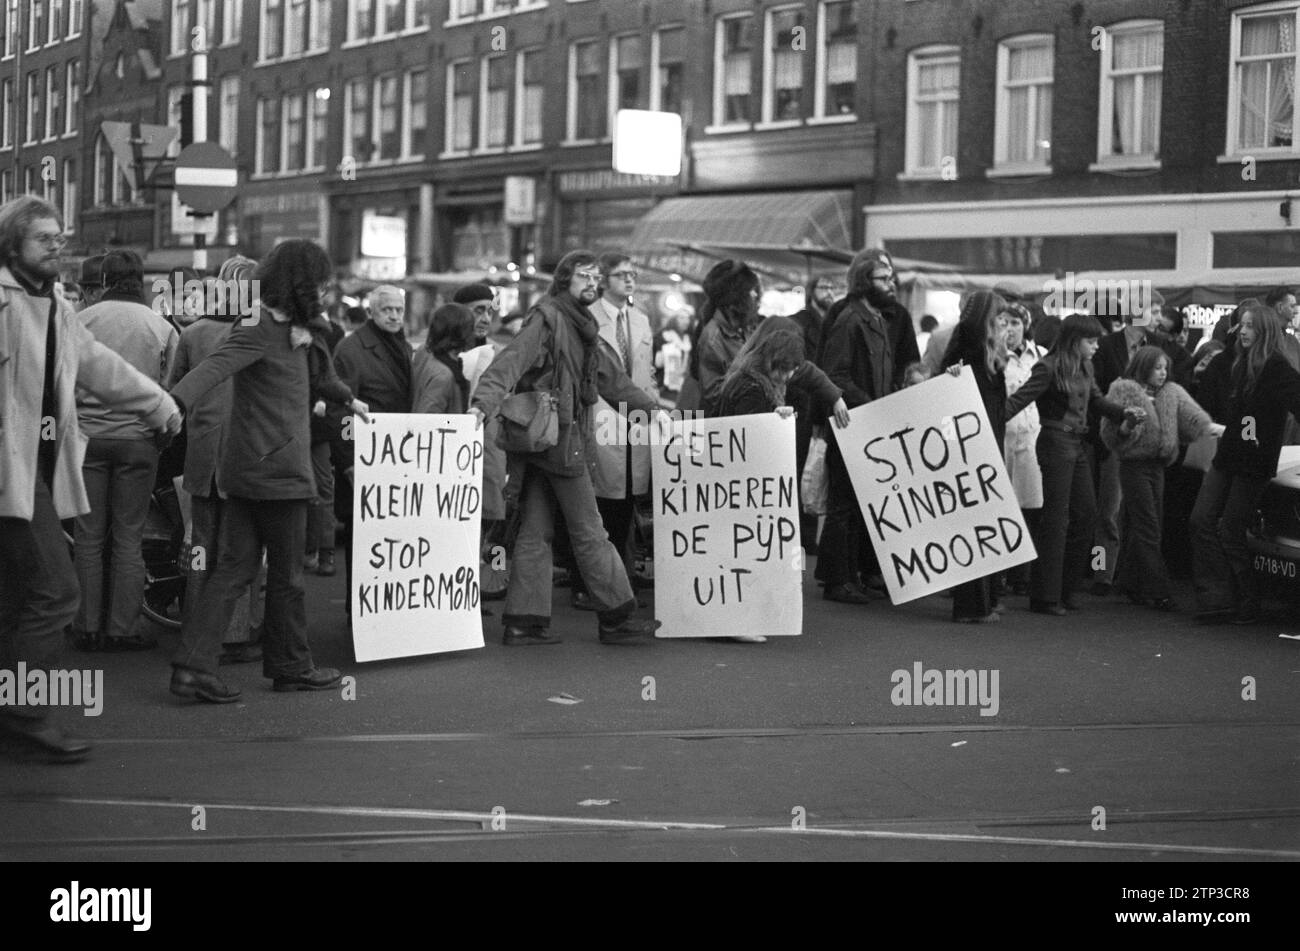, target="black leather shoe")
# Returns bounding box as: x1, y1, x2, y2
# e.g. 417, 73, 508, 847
1029, 601, 1067, 617
102, 634, 158, 652
272, 667, 343, 692
0, 716, 92, 763
571, 591, 596, 611
170, 666, 241, 704
502, 626, 561, 646
71, 630, 101, 652
598, 618, 662, 644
